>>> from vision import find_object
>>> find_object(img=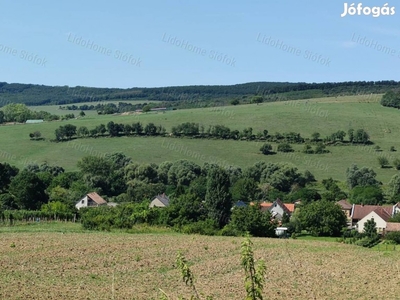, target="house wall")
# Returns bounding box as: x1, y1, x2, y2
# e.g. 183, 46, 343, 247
75, 196, 88, 210
75, 196, 106, 209
149, 199, 166, 208
269, 203, 285, 219
357, 211, 387, 233
342, 209, 352, 223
